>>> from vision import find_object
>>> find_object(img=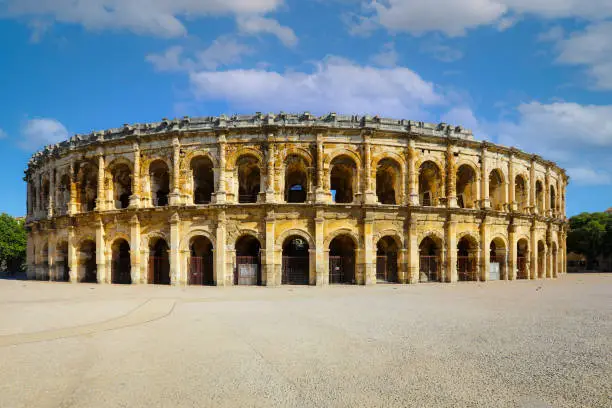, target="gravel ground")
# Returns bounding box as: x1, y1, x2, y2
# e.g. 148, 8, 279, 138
0, 274, 610, 408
